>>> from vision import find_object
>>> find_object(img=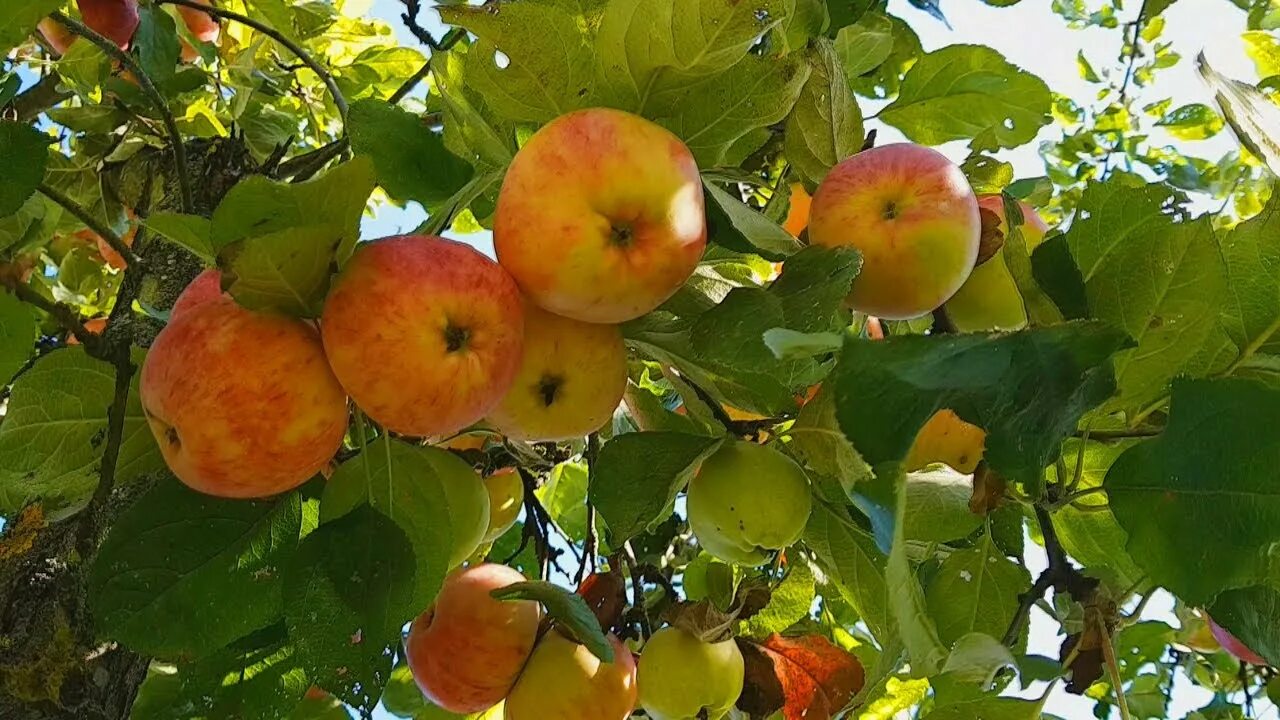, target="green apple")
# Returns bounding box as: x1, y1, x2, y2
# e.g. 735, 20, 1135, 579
431, 450, 490, 567
638, 626, 744, 720
944, 195, 1051, 332
687, 441, 812, 566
